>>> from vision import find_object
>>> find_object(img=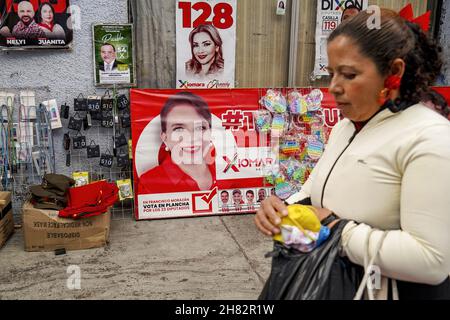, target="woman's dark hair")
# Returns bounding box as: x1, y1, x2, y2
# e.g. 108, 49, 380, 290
187, 24, 224, 75
328, 8, 443, 112
36, 2, 55, 24
160, 92, 212, 133
422, 90, 450, 119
